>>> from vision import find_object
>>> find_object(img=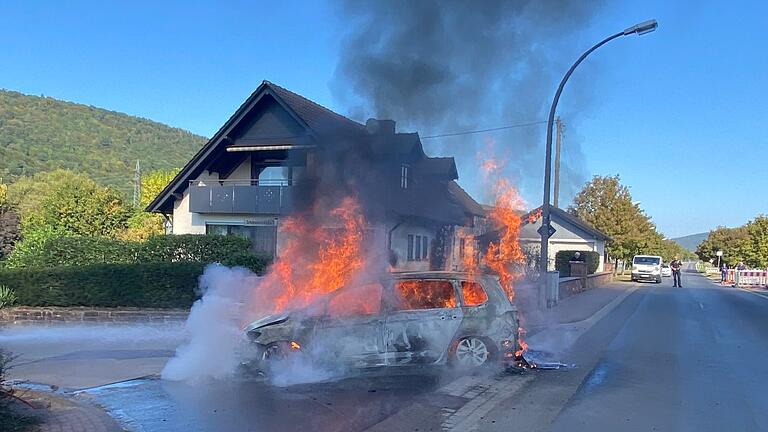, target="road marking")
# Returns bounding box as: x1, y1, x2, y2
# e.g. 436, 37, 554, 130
440, 373, 533, 431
